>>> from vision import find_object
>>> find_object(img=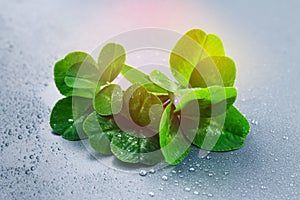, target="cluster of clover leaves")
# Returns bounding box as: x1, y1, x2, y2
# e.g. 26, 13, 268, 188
50, 29, 250, 165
